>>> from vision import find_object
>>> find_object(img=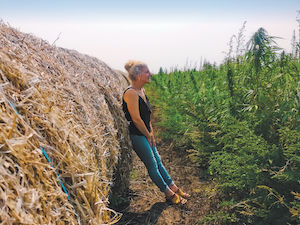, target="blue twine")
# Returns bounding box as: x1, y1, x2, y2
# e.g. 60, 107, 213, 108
8, 99, 70, 200
8, 100, 20, 115
41, 147, 70, 200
